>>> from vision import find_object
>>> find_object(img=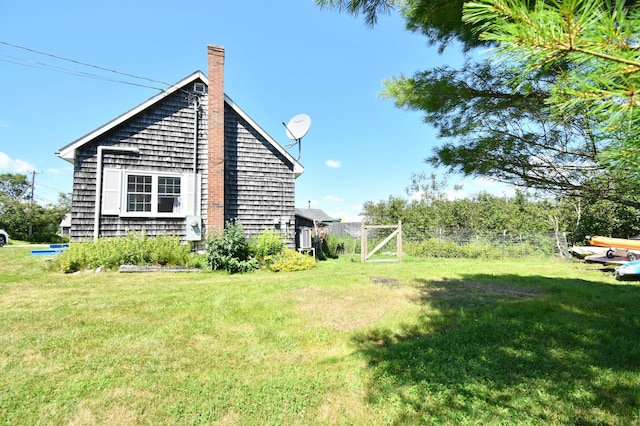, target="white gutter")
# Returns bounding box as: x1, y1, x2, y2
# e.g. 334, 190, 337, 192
192, 97, 199, 215
94, 146, 140, 242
